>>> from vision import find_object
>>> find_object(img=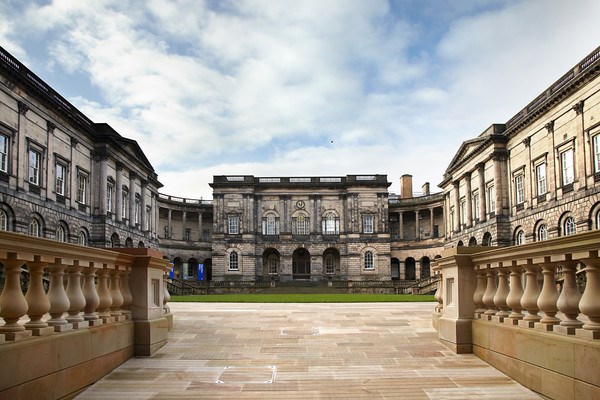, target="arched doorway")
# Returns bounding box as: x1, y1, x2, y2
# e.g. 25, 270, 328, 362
405, 257, 416, 280
262, 248, 280, 278
323, 248, 340, 277
203, 258, 213, 281
187, 258, 199, 280
292, 248, 311, 279
391, 258, 400, 280
420, 257, 430, 278
172, 257, 183, 279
